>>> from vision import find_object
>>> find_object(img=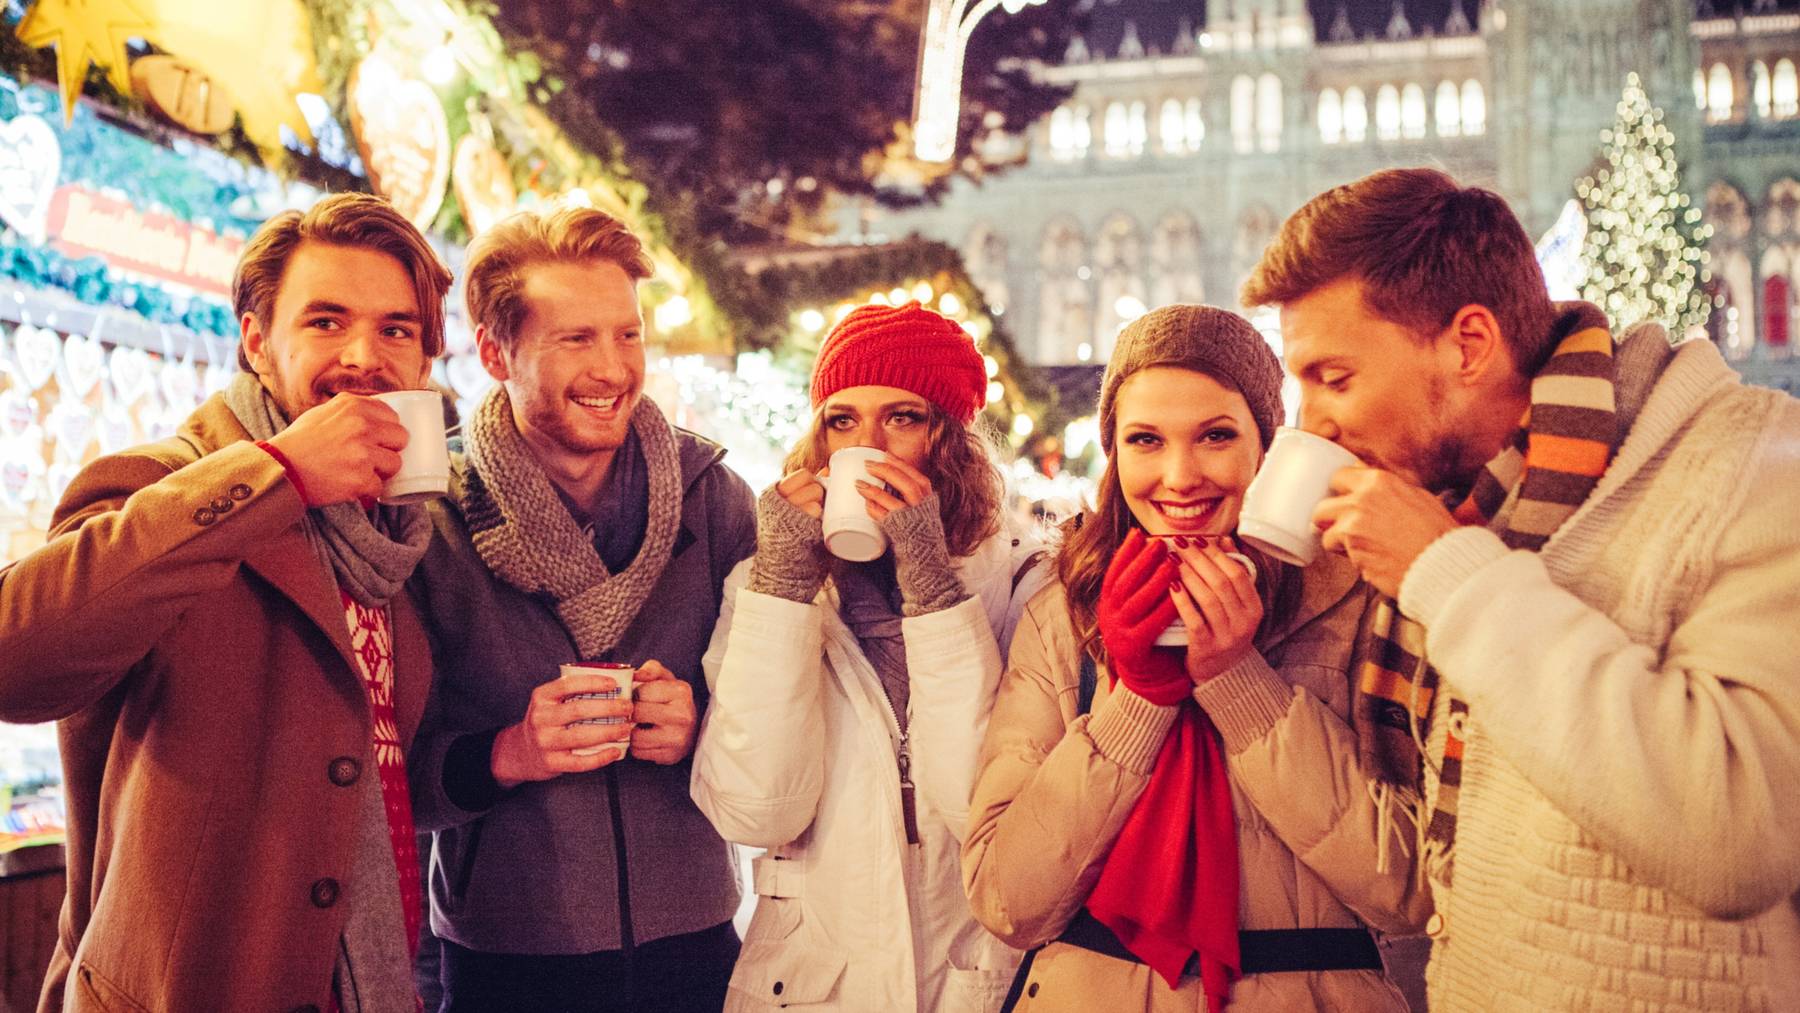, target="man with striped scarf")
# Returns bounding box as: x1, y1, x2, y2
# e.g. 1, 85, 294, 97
1237, 168, 1800, 1011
